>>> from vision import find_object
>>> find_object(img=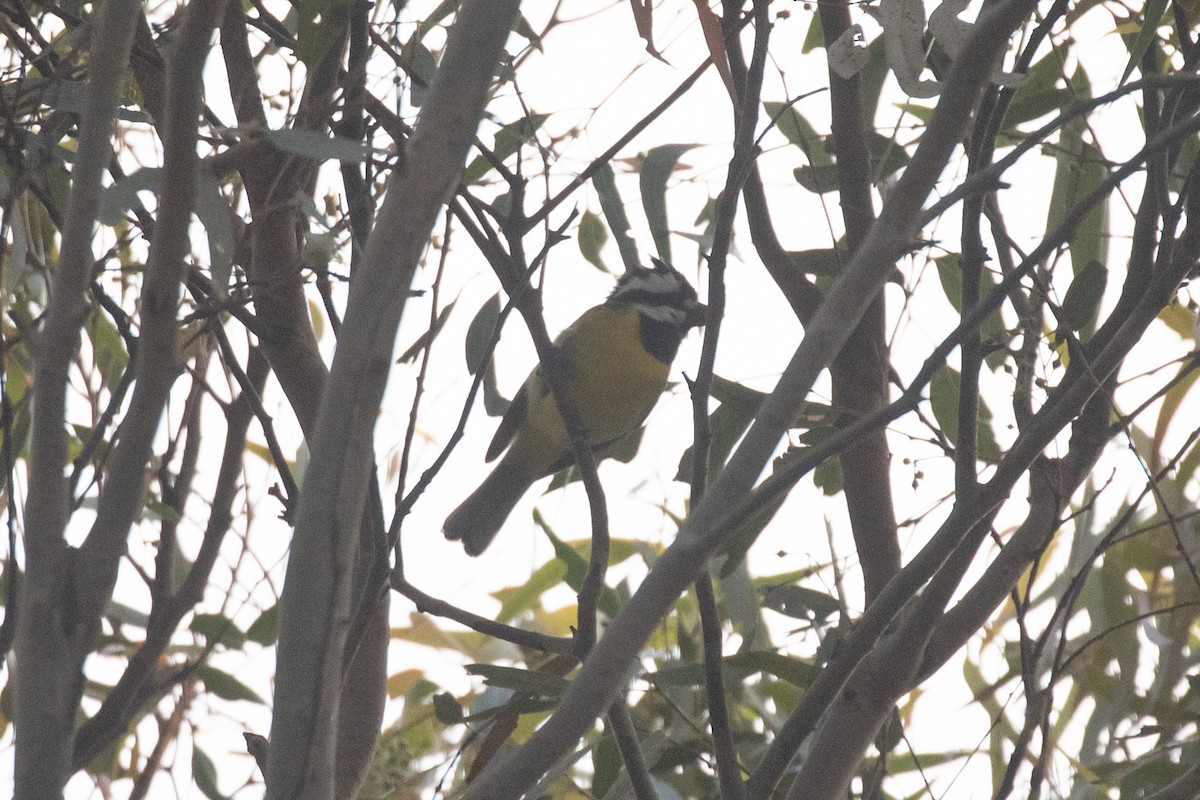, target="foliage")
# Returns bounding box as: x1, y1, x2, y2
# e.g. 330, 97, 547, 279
0, 0, 1198, 799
